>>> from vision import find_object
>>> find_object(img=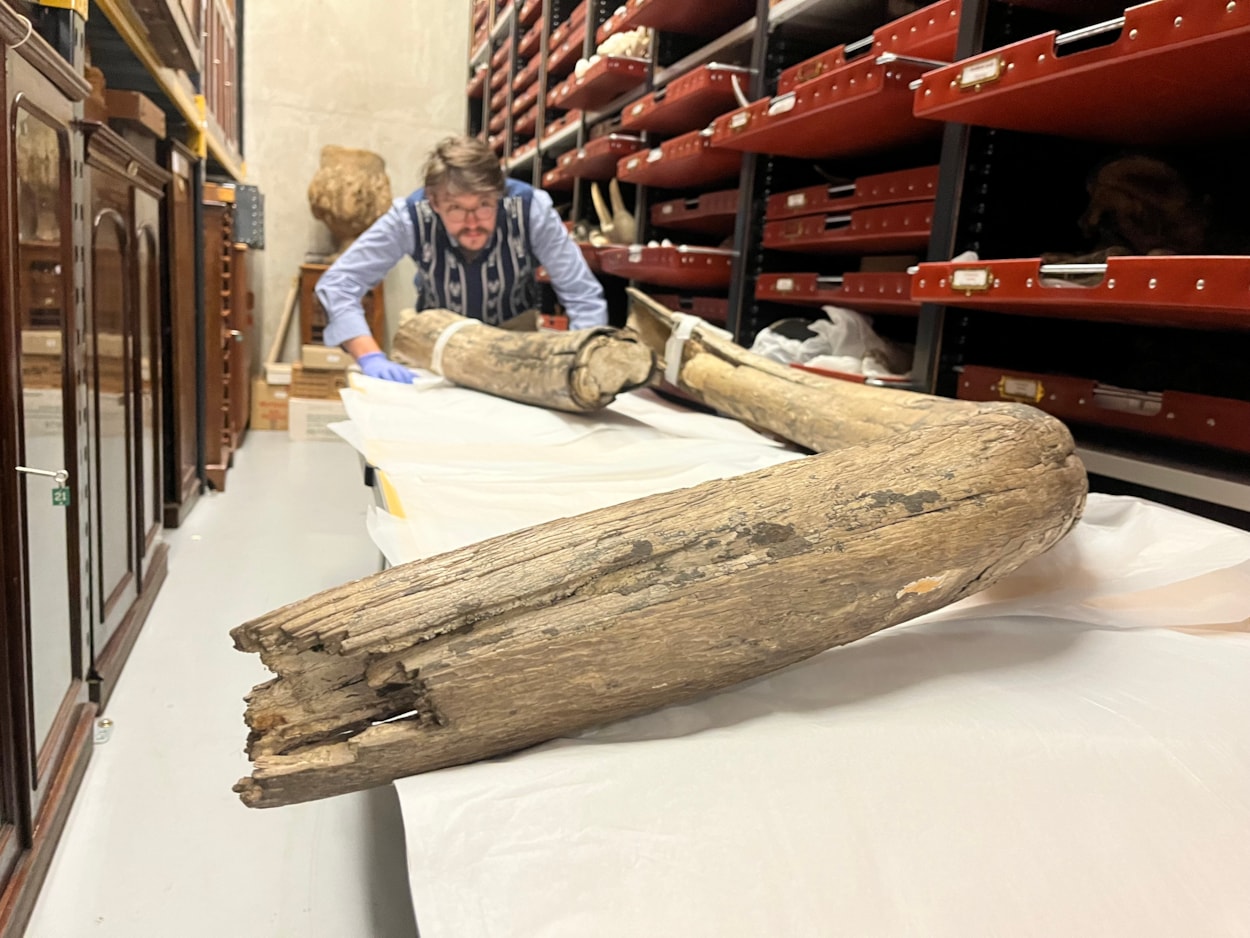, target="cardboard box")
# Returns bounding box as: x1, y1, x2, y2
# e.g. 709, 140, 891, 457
288, 397, 348, 442
251, 378, 290, 431
290, 363, 349, 400
263, 362, 292, 385
301, 344, 351, 371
